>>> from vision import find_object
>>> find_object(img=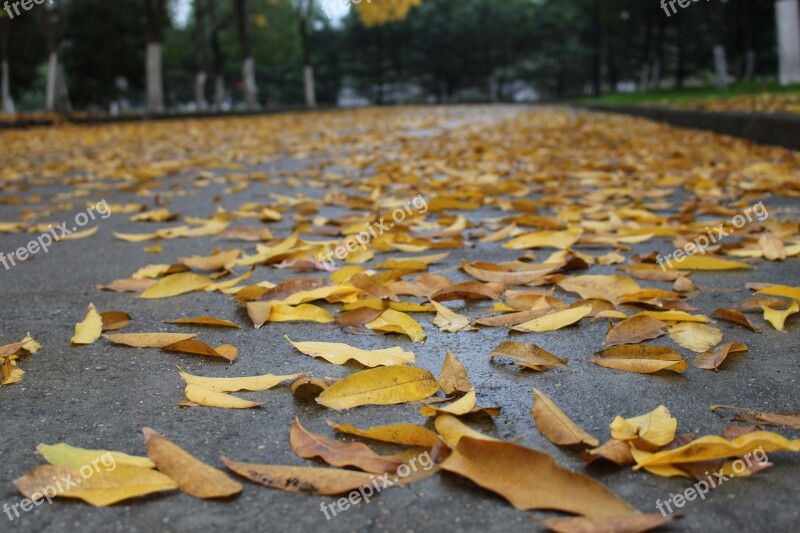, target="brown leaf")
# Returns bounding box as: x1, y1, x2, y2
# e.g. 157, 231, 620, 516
437, 350, 472, 395
490, 341, 568, 371
290, 418, 404, 474
440, 437, 637, 515
162, 339, 237, 362
100, 311, 132, 331
710, 405, 800, 430
693, 342, 748, 371
430, 281, 504, 302
604, 315, 668, 346
221, 456, 375, 495
142, 428, 242, 499
582, 439, 636, 466
712, 308, 761, 332
591, 345, 687, 374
